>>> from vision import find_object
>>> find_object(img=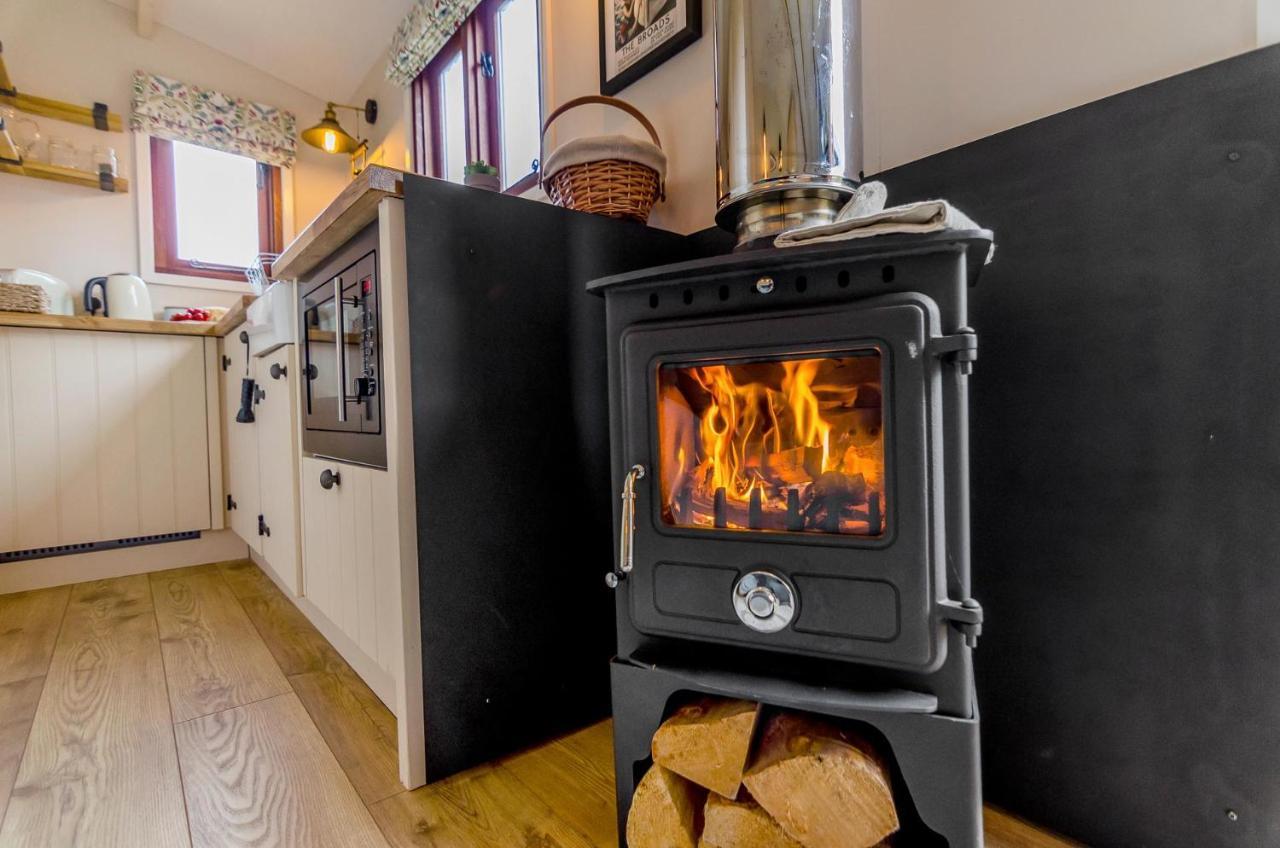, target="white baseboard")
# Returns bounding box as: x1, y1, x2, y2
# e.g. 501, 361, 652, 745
0, 529, 249, 595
